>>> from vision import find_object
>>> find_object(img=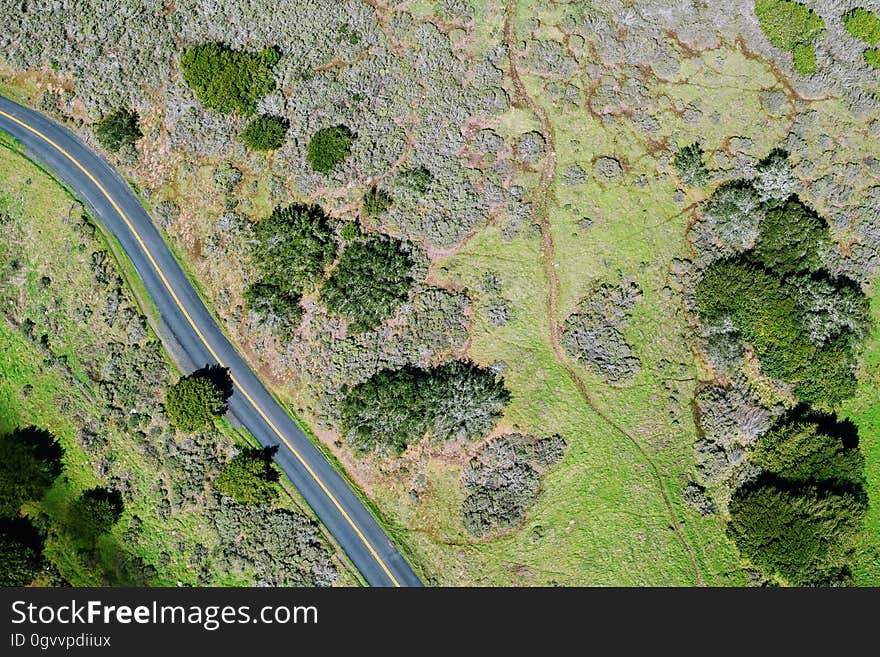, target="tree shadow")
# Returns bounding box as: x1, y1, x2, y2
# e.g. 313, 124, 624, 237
192, 364, 234, 401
